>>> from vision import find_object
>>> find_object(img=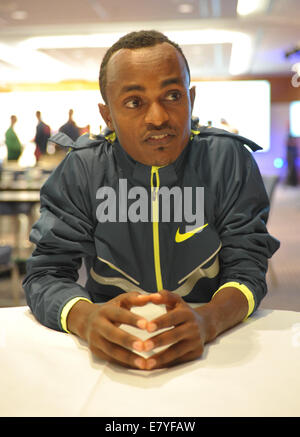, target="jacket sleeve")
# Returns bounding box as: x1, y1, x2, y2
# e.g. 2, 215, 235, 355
23, 150, 97, 331
212, 140, 280, 314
